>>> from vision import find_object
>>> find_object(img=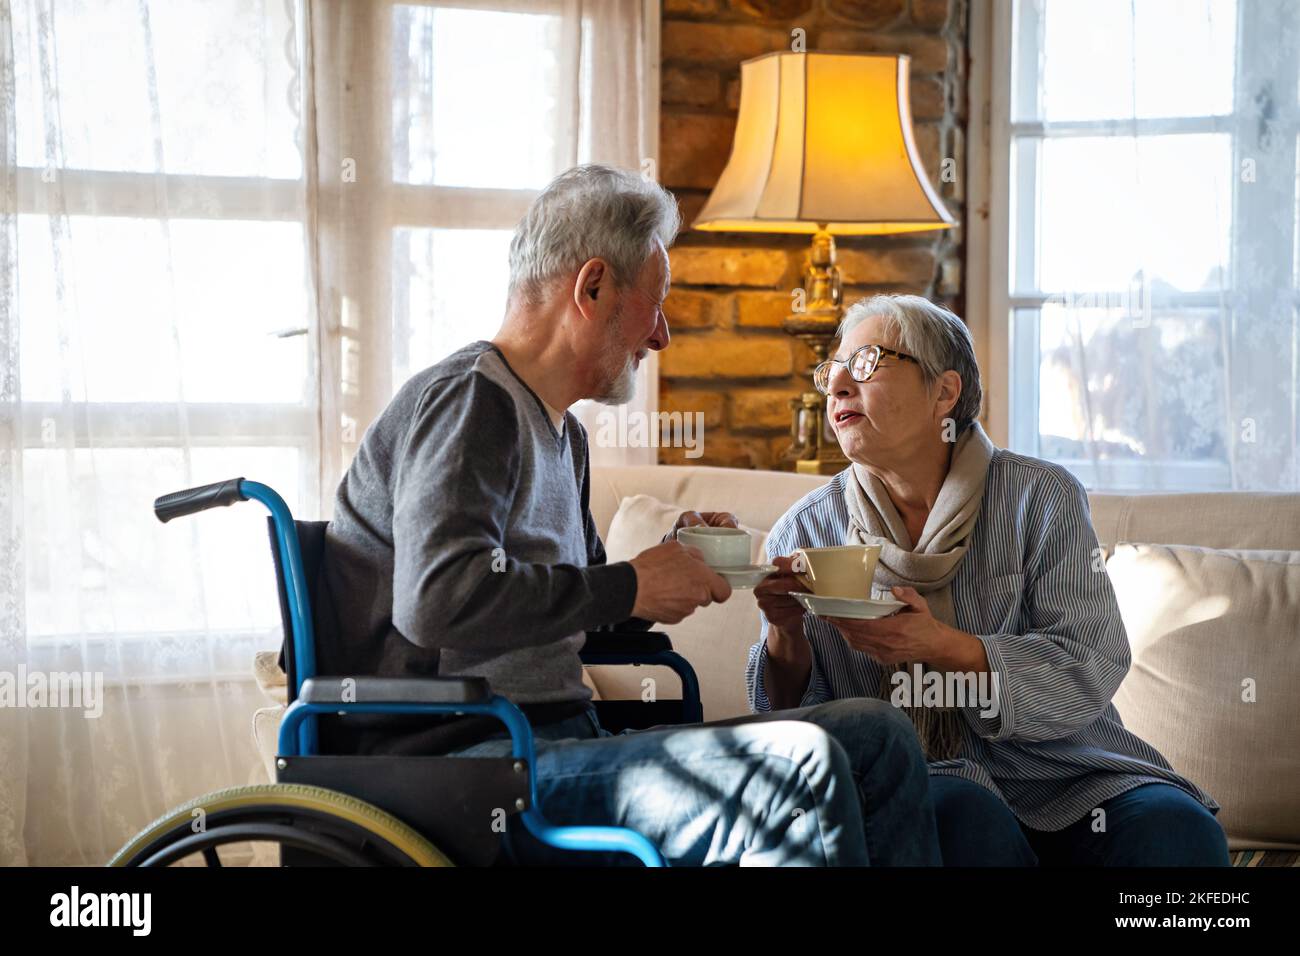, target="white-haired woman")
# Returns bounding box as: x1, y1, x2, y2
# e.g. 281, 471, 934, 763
751, 294, 1228, 866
